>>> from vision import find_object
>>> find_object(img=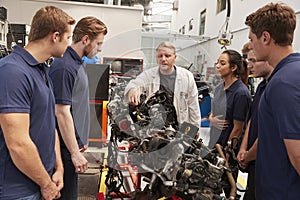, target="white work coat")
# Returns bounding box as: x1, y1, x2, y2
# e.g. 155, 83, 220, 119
124, 66, 201, 129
